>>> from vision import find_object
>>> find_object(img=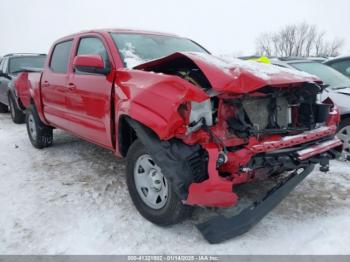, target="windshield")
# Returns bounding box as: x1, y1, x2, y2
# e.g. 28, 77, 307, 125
291, 61, 350, 89
111, 33, 208, 68
9, 56, 46, 74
